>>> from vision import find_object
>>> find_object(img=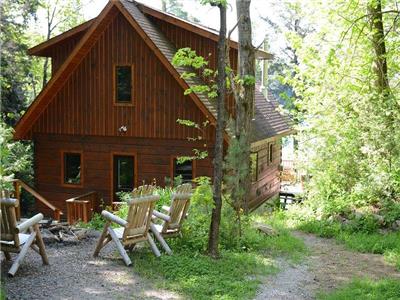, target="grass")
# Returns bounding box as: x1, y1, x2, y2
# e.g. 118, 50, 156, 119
318, 278, 400, 300
295, 218, 400, 270
131, 214, 307, 300
133, 249, 277, 300
0, 285, 5, 300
